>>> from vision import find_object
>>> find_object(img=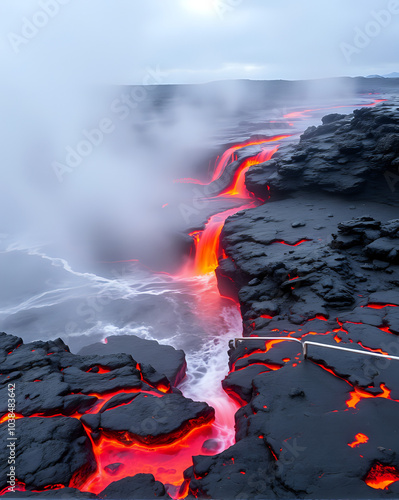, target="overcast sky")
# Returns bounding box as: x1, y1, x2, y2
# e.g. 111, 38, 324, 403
0, 0, 398, 85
